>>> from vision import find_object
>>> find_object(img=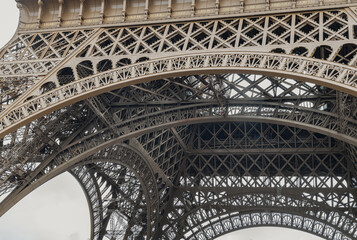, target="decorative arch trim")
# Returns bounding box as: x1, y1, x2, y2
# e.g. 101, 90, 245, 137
1, 51, 357, 138
184, 211, 354, 240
